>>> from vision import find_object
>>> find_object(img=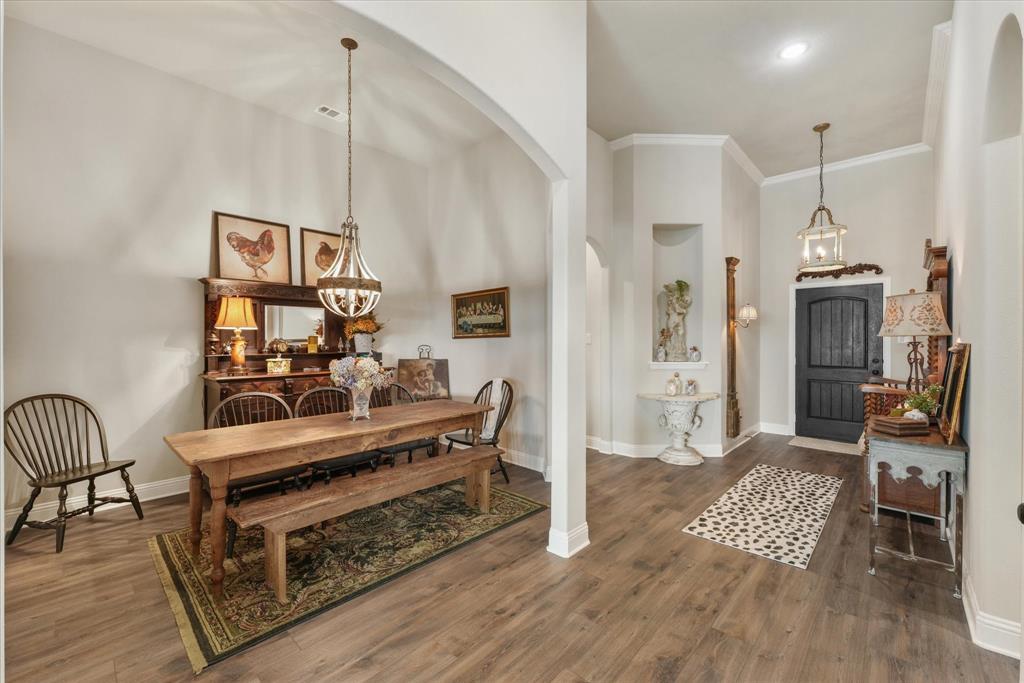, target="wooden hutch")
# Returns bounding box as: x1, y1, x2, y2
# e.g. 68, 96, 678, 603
200, 278, 378, 423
